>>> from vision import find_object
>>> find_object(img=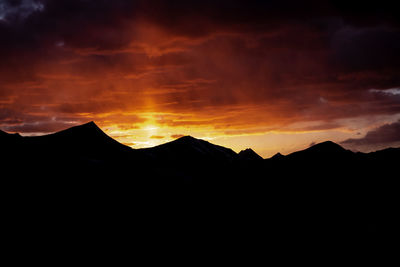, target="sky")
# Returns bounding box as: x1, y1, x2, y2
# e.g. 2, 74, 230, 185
1, 0, 400, 157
